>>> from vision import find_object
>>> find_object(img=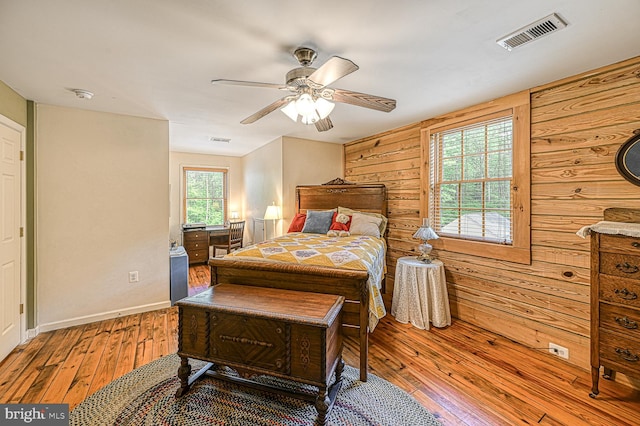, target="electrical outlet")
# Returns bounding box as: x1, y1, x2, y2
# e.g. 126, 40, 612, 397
129, 271, 139, 283
549, 342, 569, 359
